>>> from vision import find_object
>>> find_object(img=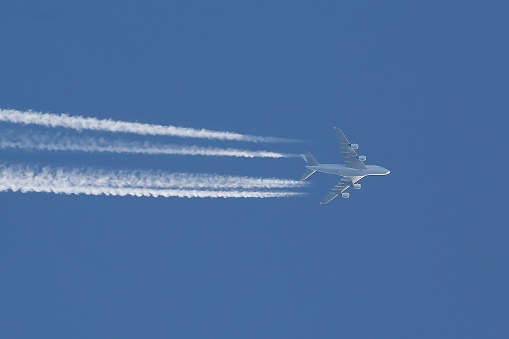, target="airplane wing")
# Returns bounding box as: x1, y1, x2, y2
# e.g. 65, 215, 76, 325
334, 128, 366, 169
320, 176, 363, 204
